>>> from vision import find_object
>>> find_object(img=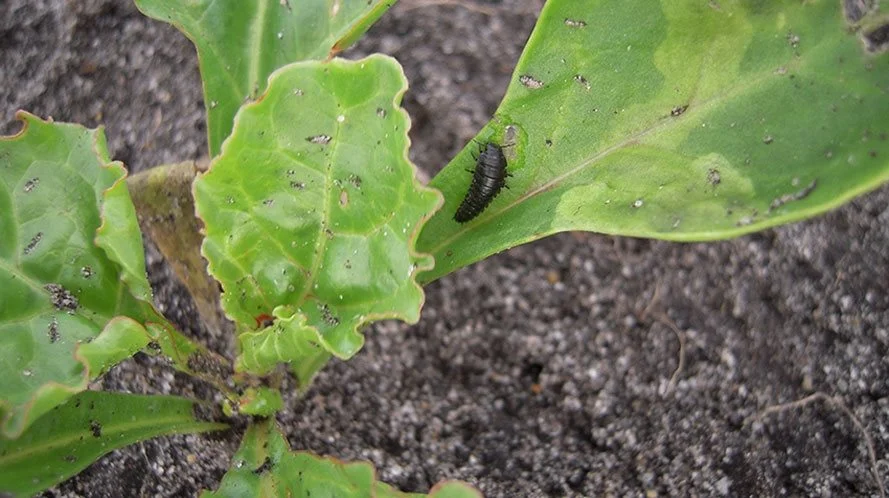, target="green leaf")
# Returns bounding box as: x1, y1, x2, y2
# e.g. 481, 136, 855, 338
0, 113, 160, 437
0, 390, 227, 497
417, 0, 889, 282
236, 305, 331, 389
237, 386, 283, 417
202, 419, 477, 498
142, 322, 238, 401
134, 0, 399, 156
194, 56, 441, 381
95, 154, 152, 302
